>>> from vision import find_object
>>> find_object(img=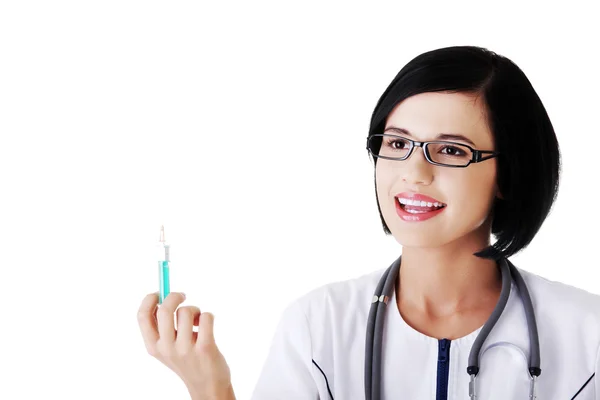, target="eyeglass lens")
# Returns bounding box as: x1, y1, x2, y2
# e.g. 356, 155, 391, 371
368, 134, 472, 167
